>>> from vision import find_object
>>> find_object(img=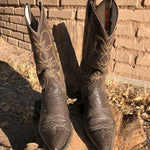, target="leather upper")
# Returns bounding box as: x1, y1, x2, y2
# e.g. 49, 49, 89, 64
80, 0, 118, 150
25, 3, 72, 150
